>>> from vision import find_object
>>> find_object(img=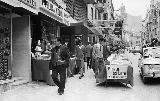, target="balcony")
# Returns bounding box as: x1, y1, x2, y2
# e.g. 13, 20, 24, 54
84, 0, 97, 4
